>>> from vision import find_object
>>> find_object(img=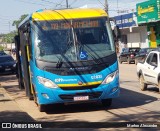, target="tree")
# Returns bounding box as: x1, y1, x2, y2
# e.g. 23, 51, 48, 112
2, 31, 17, 43
0, 14, 28, 44
12, 14, 28, 29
